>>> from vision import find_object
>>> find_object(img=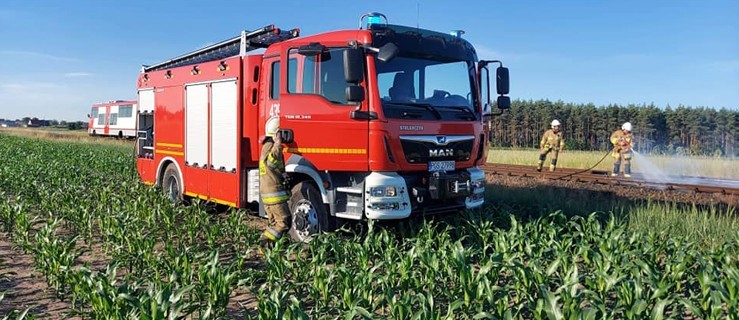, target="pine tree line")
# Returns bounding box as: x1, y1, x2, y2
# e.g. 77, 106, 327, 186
490, 100, 738, 157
